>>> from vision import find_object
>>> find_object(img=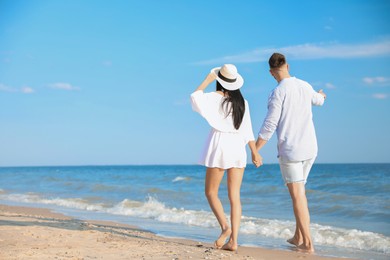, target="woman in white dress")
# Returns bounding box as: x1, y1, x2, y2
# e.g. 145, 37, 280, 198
191, 64, 262, 252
